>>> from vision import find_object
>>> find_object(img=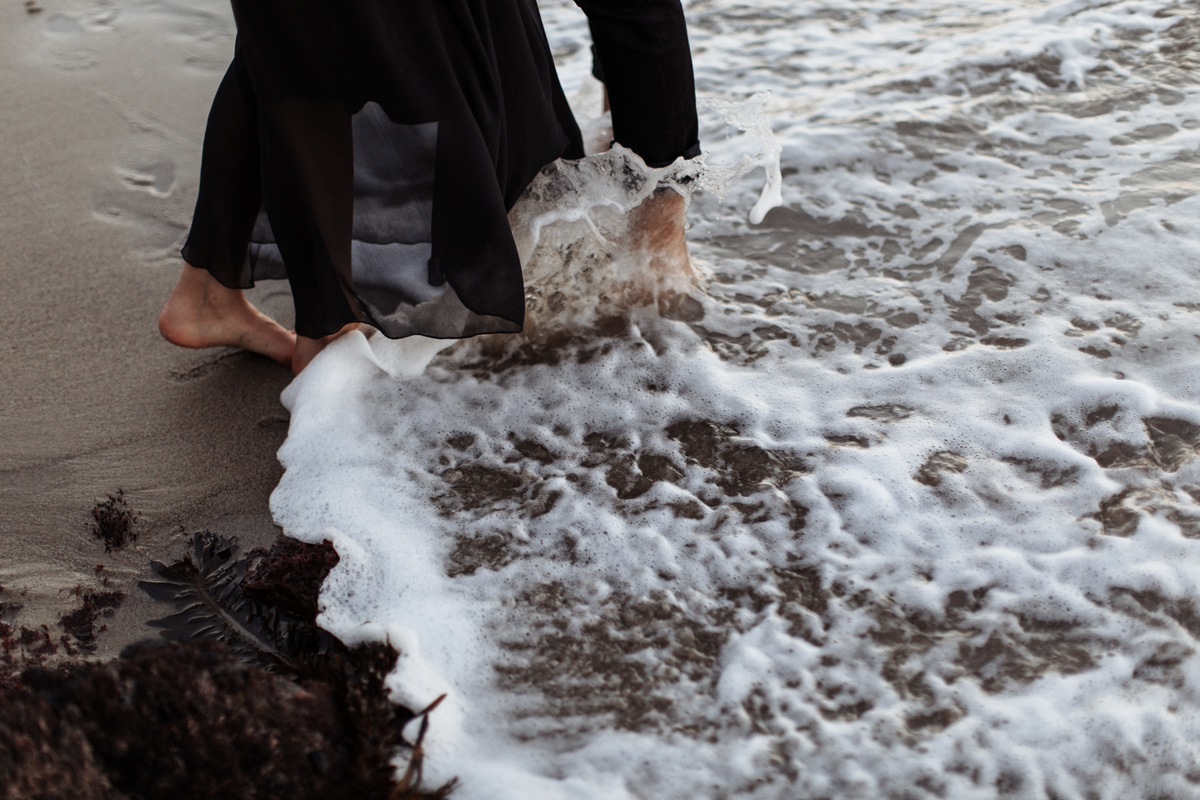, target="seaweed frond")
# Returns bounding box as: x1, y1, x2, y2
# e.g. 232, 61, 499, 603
139, 532, 287, 667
